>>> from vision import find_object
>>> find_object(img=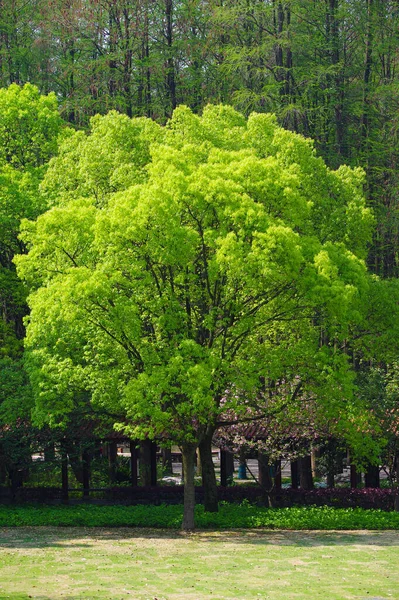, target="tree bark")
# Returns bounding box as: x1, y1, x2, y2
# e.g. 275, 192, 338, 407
298, 455, 314, 490
274, 460, 282, 491
220, 450, 234, 486
130, 441, 138, 486
162, 447, 173, 475
365, 464, 380, 488
290, 460, 299, 489
181, 443, 197, 530
258, 452, 273, 490
108, 441, 117, 484
61, 442, 69, 504
140, 440, 152, 486
82, 448, 90, 498
350, 464, 361, 489
199, 431, 218, 512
